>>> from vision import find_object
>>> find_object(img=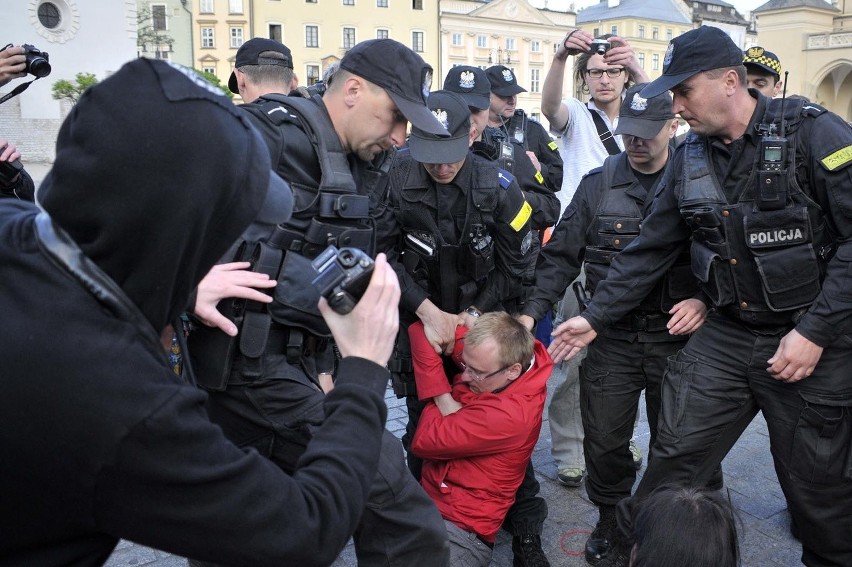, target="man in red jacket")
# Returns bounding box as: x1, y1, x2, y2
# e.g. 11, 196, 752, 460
410, 312, 553, 566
